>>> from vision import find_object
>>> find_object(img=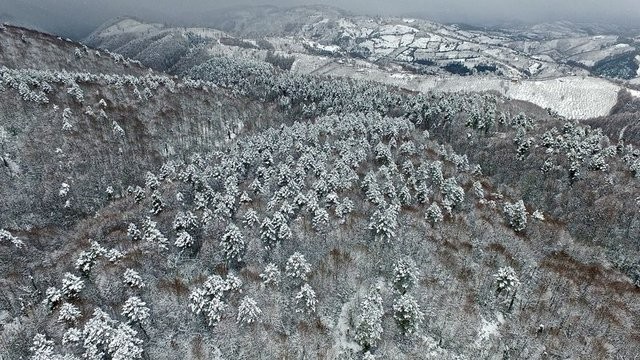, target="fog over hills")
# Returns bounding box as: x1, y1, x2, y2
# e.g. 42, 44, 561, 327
1, 0, 639, 39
